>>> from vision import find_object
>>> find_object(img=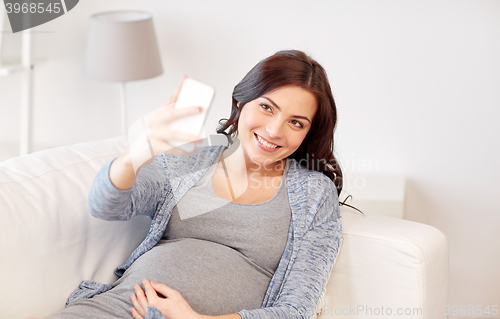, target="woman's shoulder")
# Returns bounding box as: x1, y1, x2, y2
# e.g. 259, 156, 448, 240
287, 158, 337, 192
286, 158, 340, 223
286, 157, 339, 213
